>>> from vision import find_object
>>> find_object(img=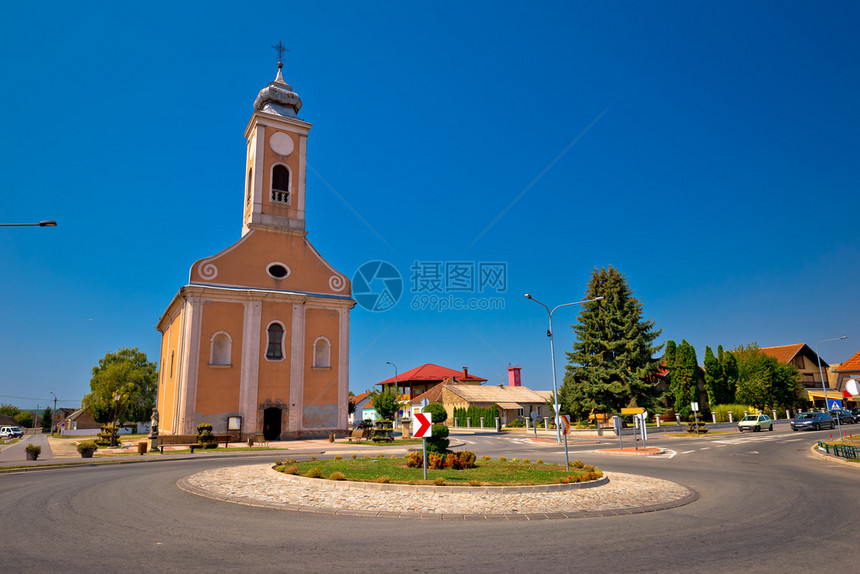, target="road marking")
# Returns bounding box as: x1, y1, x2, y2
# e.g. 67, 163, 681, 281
784, 439, 803, 442
700, 447, 710, 450
682, 450, 695, 454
